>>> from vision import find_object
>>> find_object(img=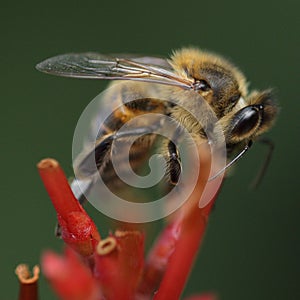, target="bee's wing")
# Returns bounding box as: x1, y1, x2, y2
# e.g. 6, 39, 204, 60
36, 52, 192, 89
111, 54, 172, 69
